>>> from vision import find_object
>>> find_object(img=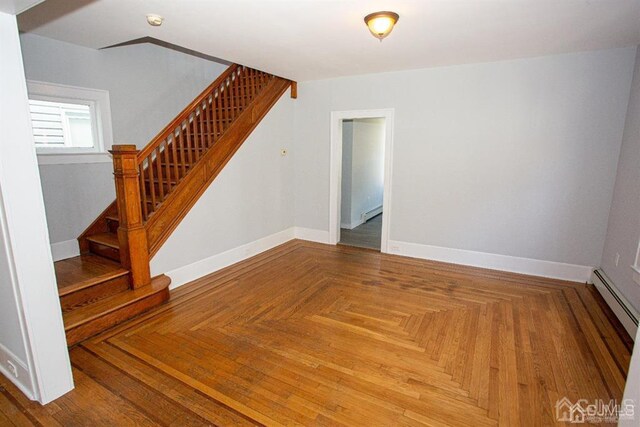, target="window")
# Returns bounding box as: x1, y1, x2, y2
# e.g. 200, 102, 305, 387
29, 100, 95, 149
27, 81, 113, 164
